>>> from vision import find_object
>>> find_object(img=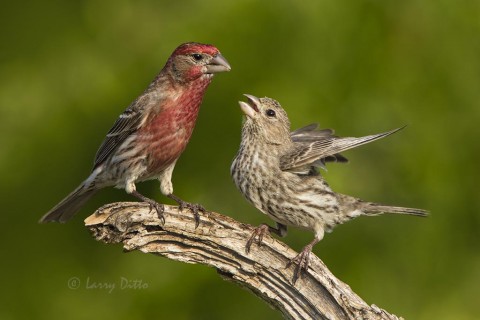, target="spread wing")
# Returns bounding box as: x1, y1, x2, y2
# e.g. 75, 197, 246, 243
291, 123, 336, 142
281, 126, 404, 172
93, 96, 151, 169
290, 123, 348, 166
